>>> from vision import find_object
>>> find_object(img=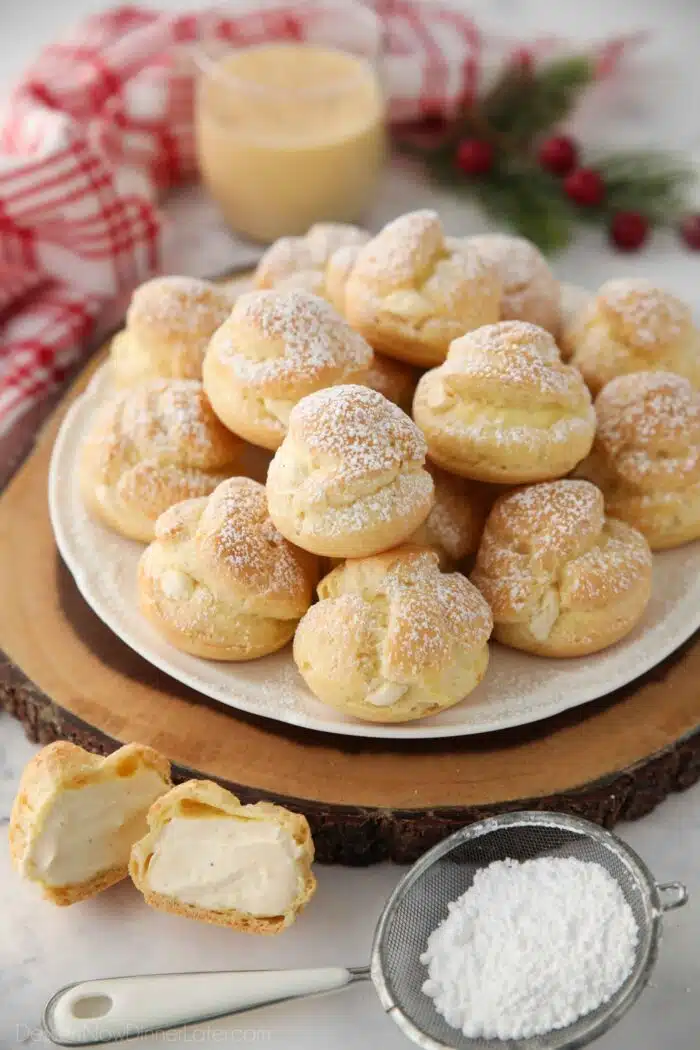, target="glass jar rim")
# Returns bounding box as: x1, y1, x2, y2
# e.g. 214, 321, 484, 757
193, 0, 383, 99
